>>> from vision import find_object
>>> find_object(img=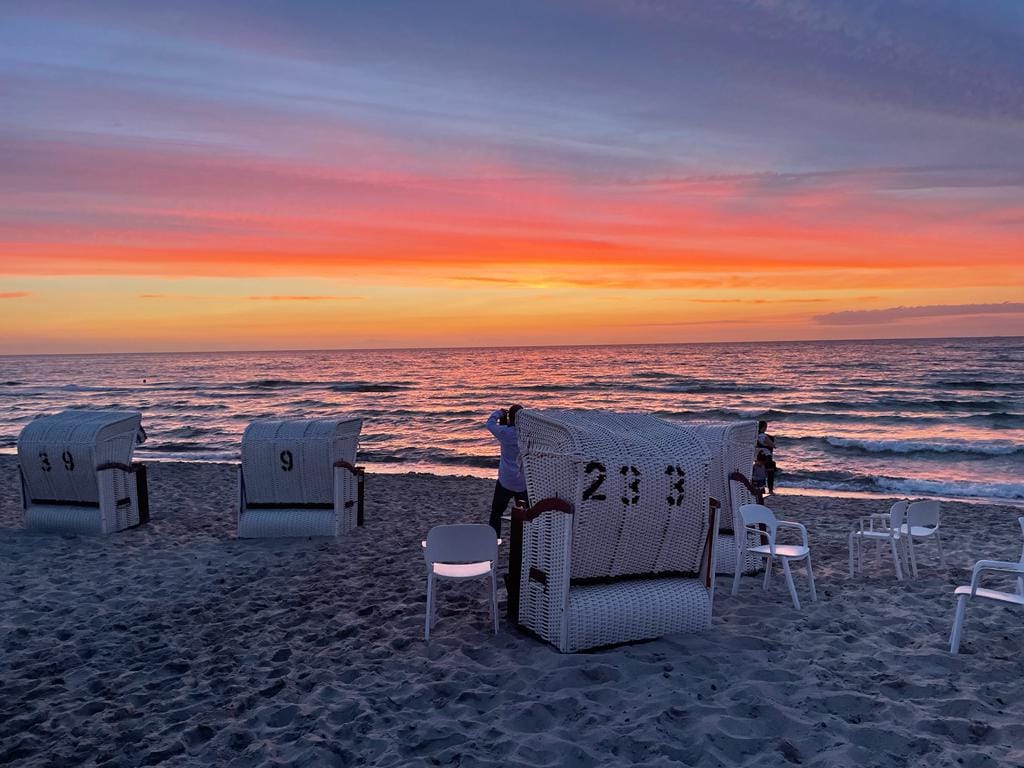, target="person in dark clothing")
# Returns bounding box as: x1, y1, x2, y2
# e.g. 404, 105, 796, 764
757, 420, 778, 494
486, 404, 528, 537
751, 453, 768, 501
